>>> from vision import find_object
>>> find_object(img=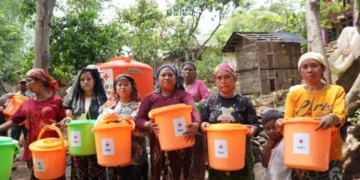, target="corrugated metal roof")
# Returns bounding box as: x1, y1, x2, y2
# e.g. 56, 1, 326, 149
270, 32, 307, 43
222, 32, 307, 52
